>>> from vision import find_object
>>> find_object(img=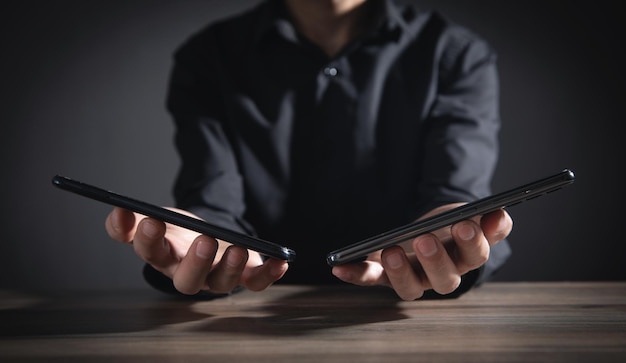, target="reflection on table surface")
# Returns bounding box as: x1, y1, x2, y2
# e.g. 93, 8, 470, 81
1, 282, 625, 362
